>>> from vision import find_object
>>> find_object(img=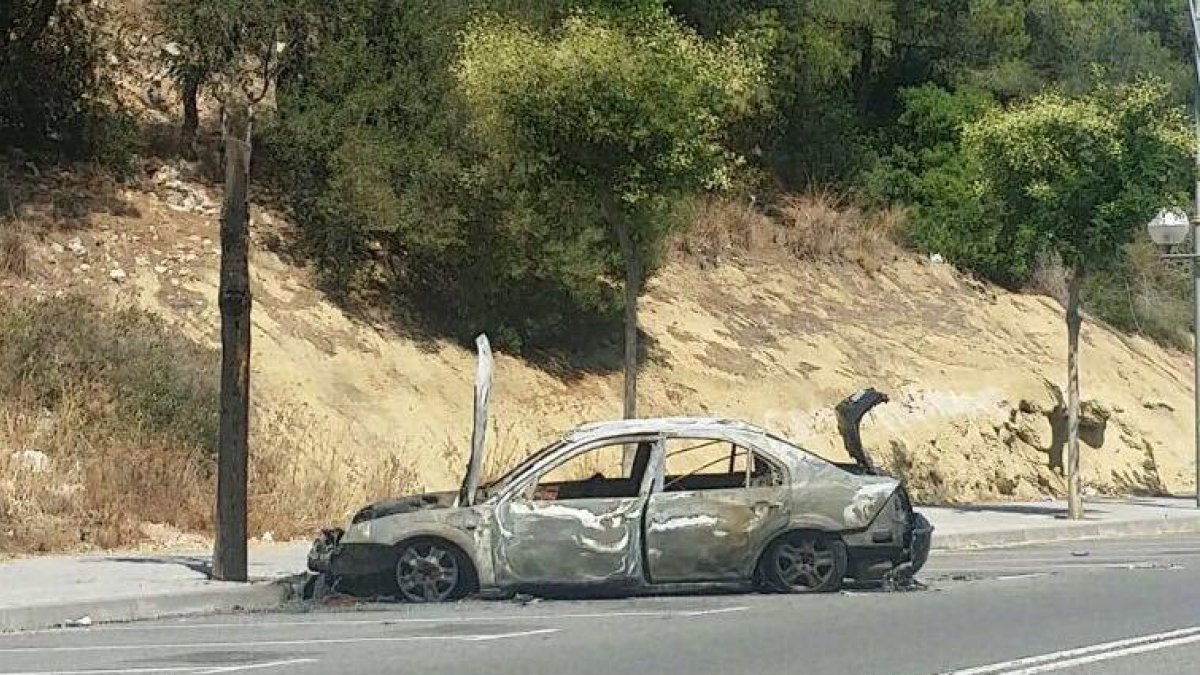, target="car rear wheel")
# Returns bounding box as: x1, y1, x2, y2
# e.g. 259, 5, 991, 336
394, 538, 470, 603
762, 531, 847, 594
